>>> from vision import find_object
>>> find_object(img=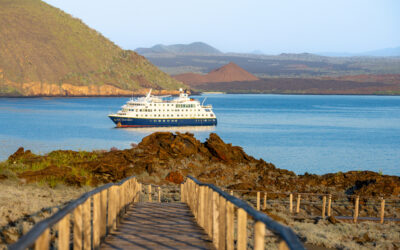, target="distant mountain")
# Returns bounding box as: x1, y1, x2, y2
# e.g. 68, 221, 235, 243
135, 42, 222, 55
318, 46, 400, 57
0, 0, 185, 96
173, 62, 259, 85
